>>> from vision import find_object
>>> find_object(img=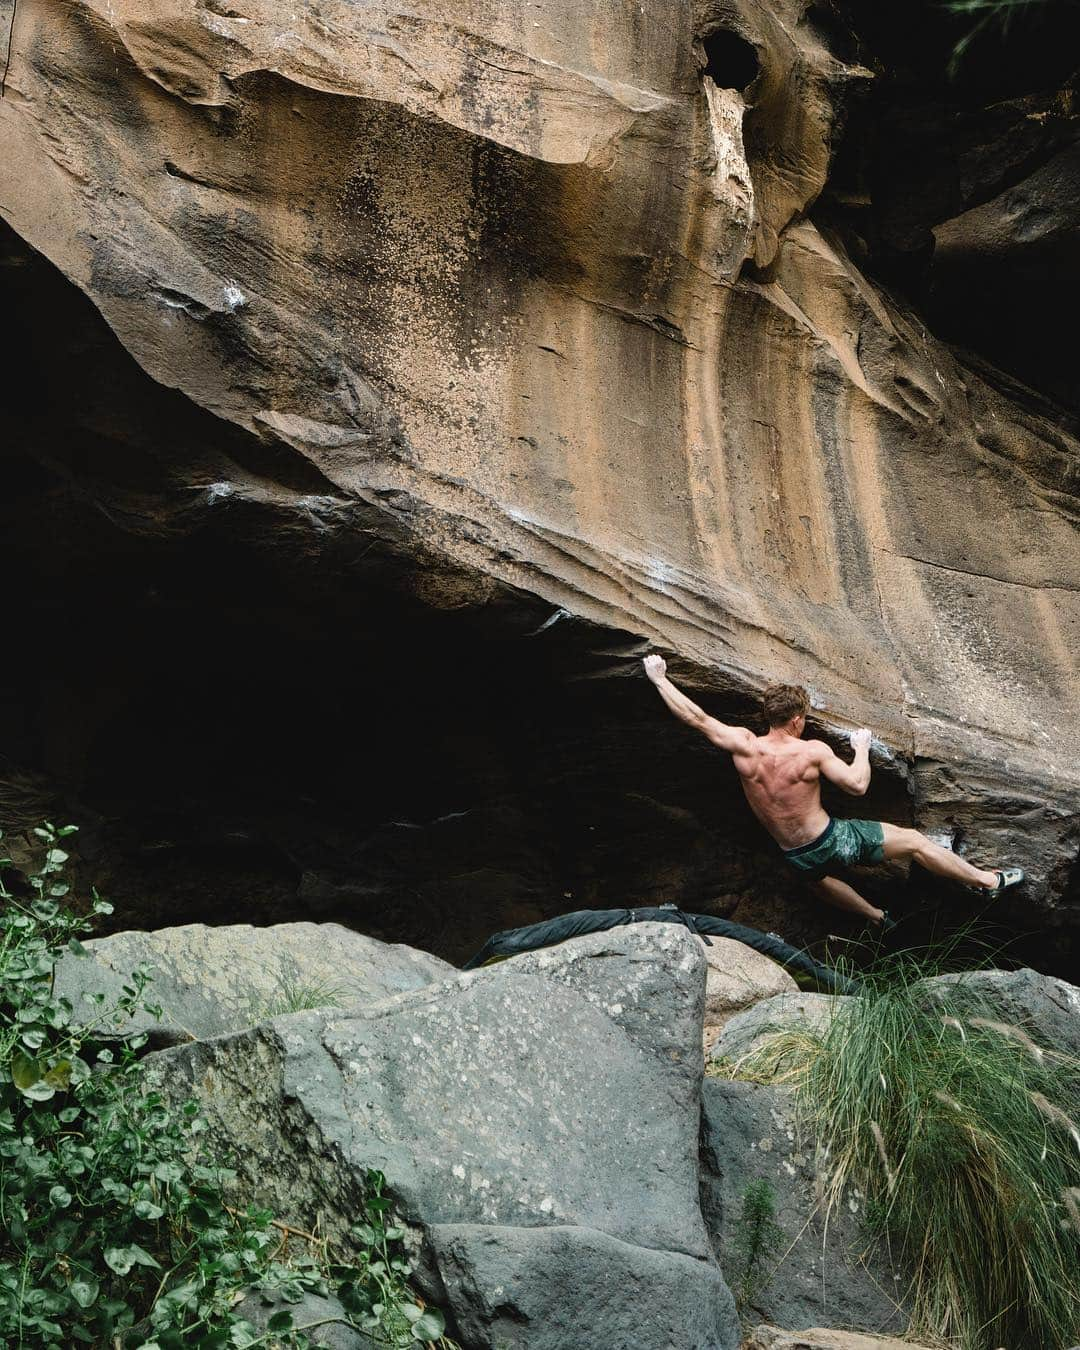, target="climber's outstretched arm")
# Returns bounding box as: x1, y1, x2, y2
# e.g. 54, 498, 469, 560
815, 729, 872, 796
643, 655, 753, 755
